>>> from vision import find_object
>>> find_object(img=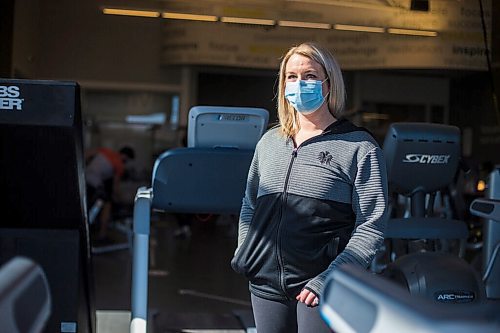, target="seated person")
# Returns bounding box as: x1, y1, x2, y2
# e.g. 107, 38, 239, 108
85, 146, 135, 240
